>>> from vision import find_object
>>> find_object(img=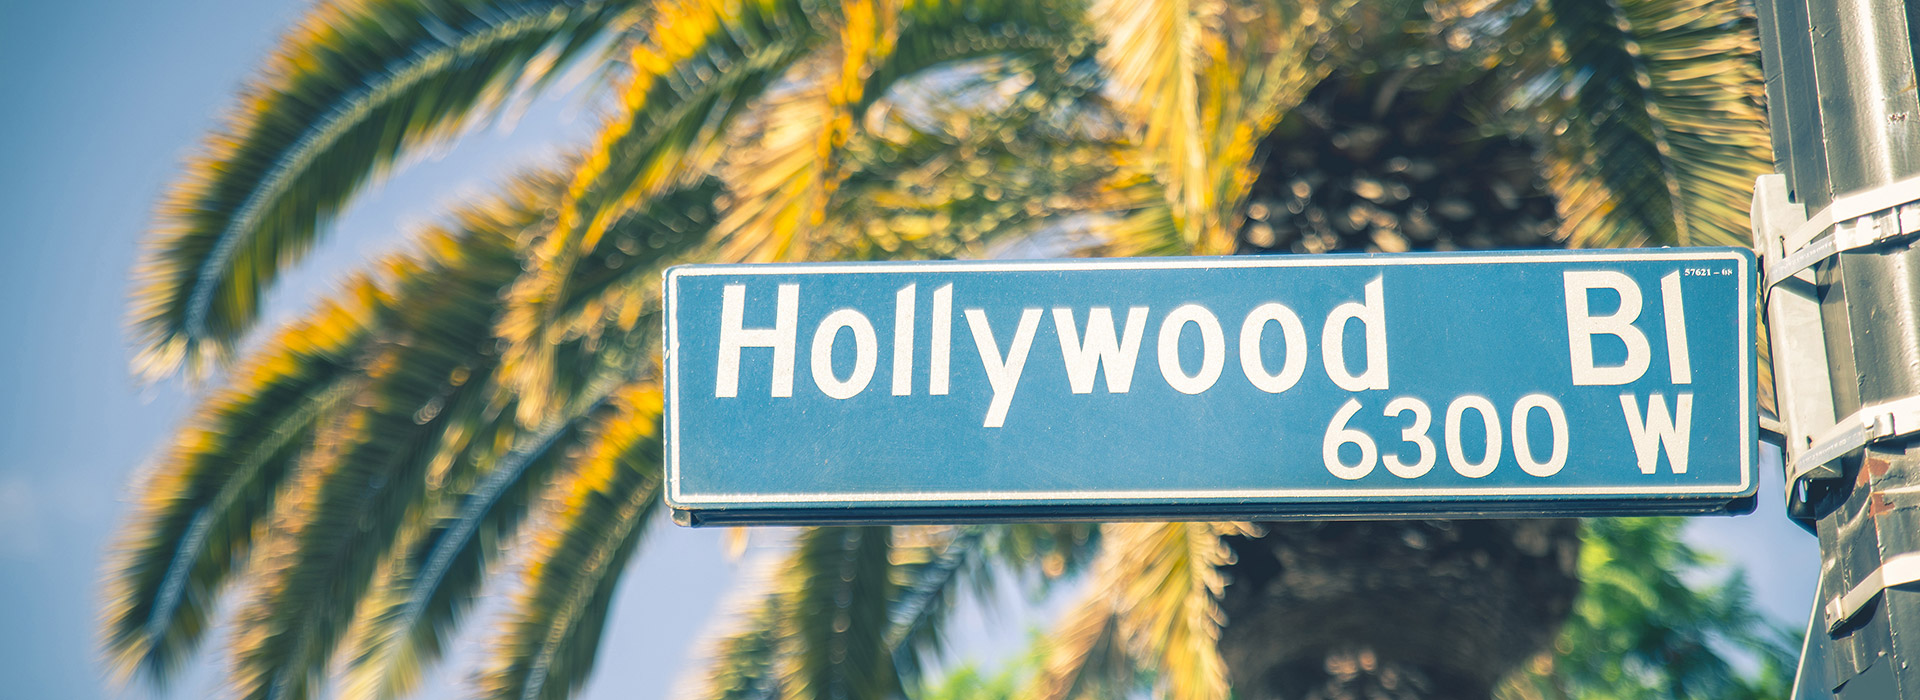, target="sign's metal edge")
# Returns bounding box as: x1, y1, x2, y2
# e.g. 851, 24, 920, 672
665, 247, 1751, 277
676, 499, 1754, 527
1741, 246, 1756, 497
664, 248, 1759, 511
668, 485, 1757, 506
665, 267, 686, 510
